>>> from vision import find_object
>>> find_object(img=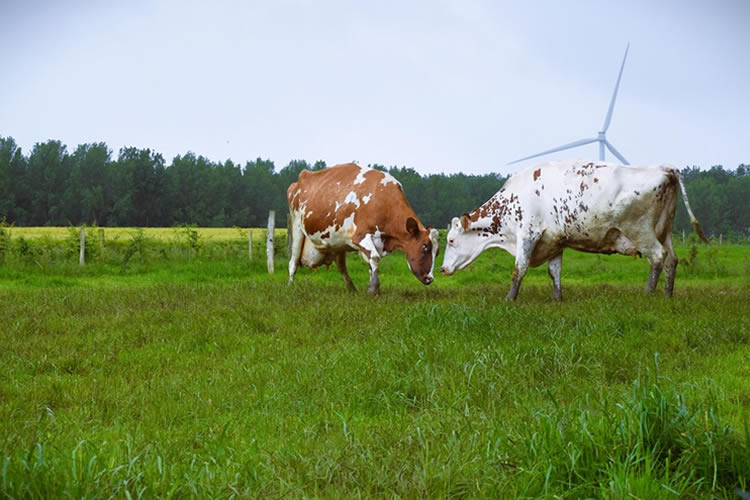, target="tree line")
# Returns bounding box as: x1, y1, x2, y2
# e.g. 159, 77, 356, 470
1, 136, 748, 237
